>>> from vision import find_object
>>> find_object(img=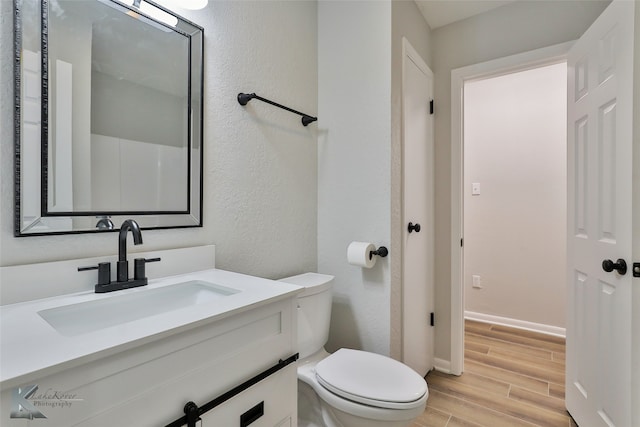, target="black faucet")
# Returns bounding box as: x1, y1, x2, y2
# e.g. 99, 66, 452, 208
77, 219, 160, 293
117, 219, 143, 282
